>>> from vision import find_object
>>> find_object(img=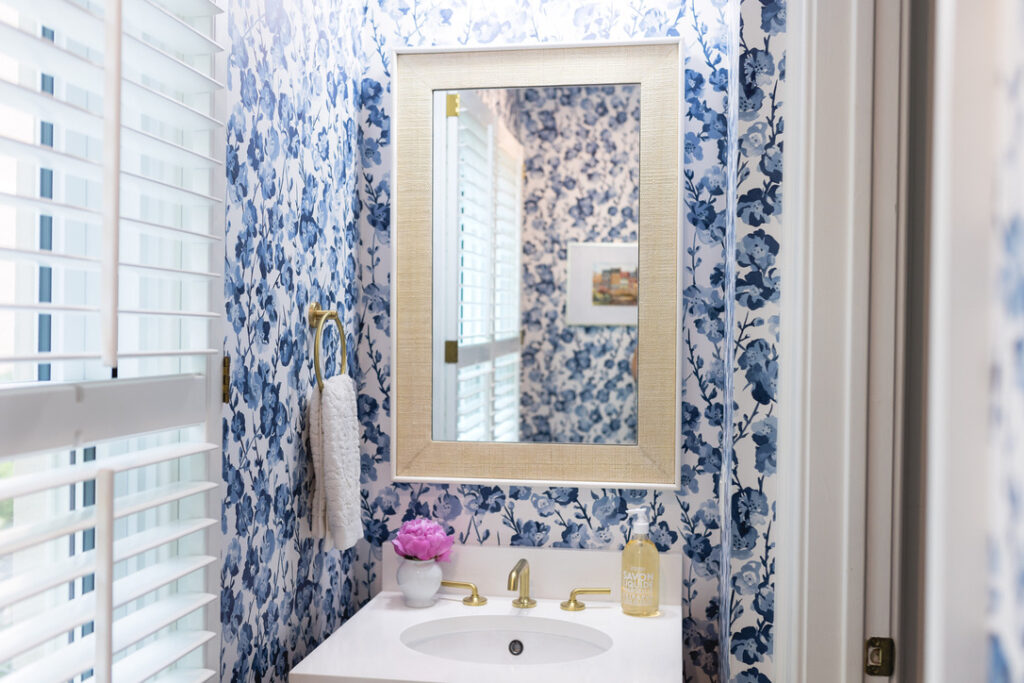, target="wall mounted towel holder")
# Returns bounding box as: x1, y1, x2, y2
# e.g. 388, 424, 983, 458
308, 303, 345, 390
